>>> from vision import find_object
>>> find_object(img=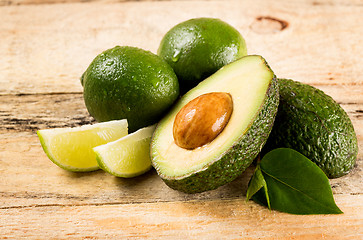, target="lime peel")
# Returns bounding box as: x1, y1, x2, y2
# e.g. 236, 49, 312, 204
94, 125, 156, 178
